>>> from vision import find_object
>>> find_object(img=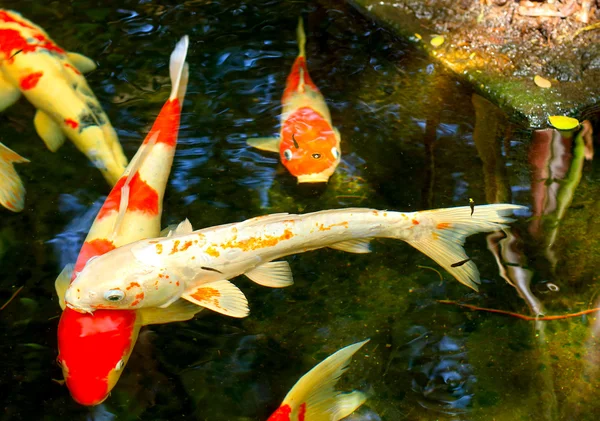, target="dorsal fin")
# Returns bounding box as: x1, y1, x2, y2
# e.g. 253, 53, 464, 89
296, 17, 306, 58
169, 36, 189, 102
109, 131, 160, 241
